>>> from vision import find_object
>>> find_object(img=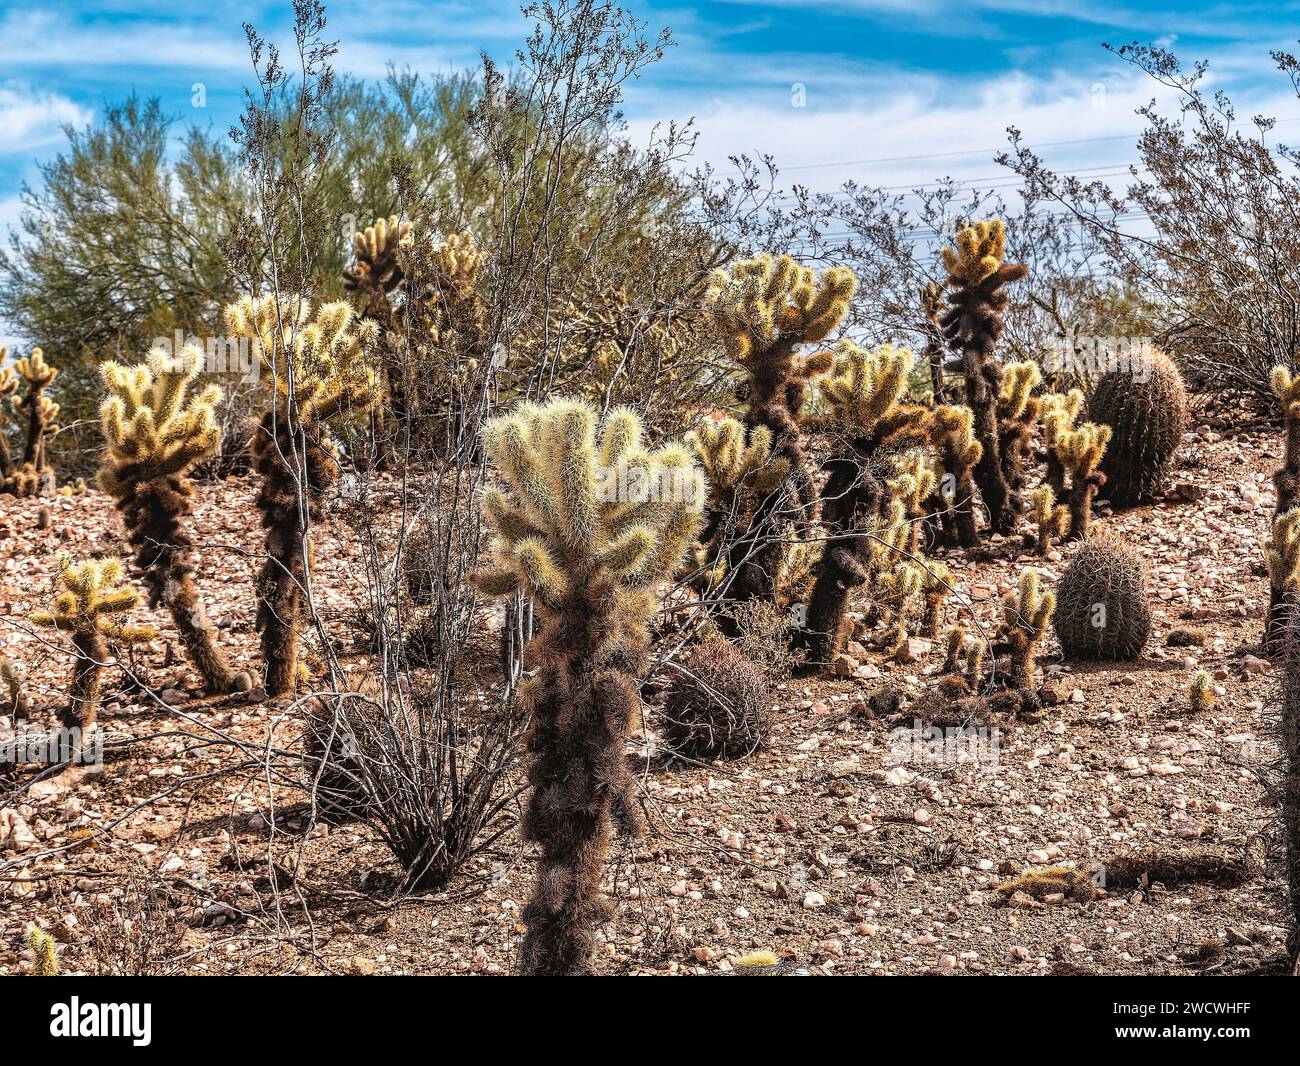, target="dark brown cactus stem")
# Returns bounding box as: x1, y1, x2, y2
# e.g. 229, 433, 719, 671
63, 630, 107, 733
941, 263, 1028, 536
1278, 603, 1300, 969
1068, 473, 1103, 542
115, 479, 242, 694
253, 412, 336, 697
518, 599, 643, 975
1269, 409, 1300, 651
